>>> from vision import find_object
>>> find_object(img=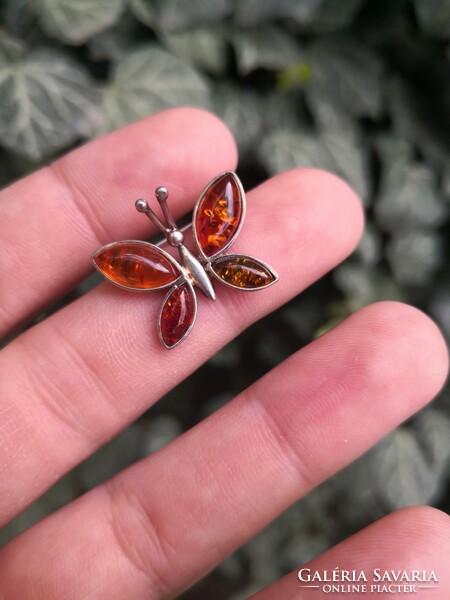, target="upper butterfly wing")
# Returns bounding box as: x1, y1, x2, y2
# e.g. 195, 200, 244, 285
92, 240, 182, 291
193, 171, 245, 260
211, 254, 278, 291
